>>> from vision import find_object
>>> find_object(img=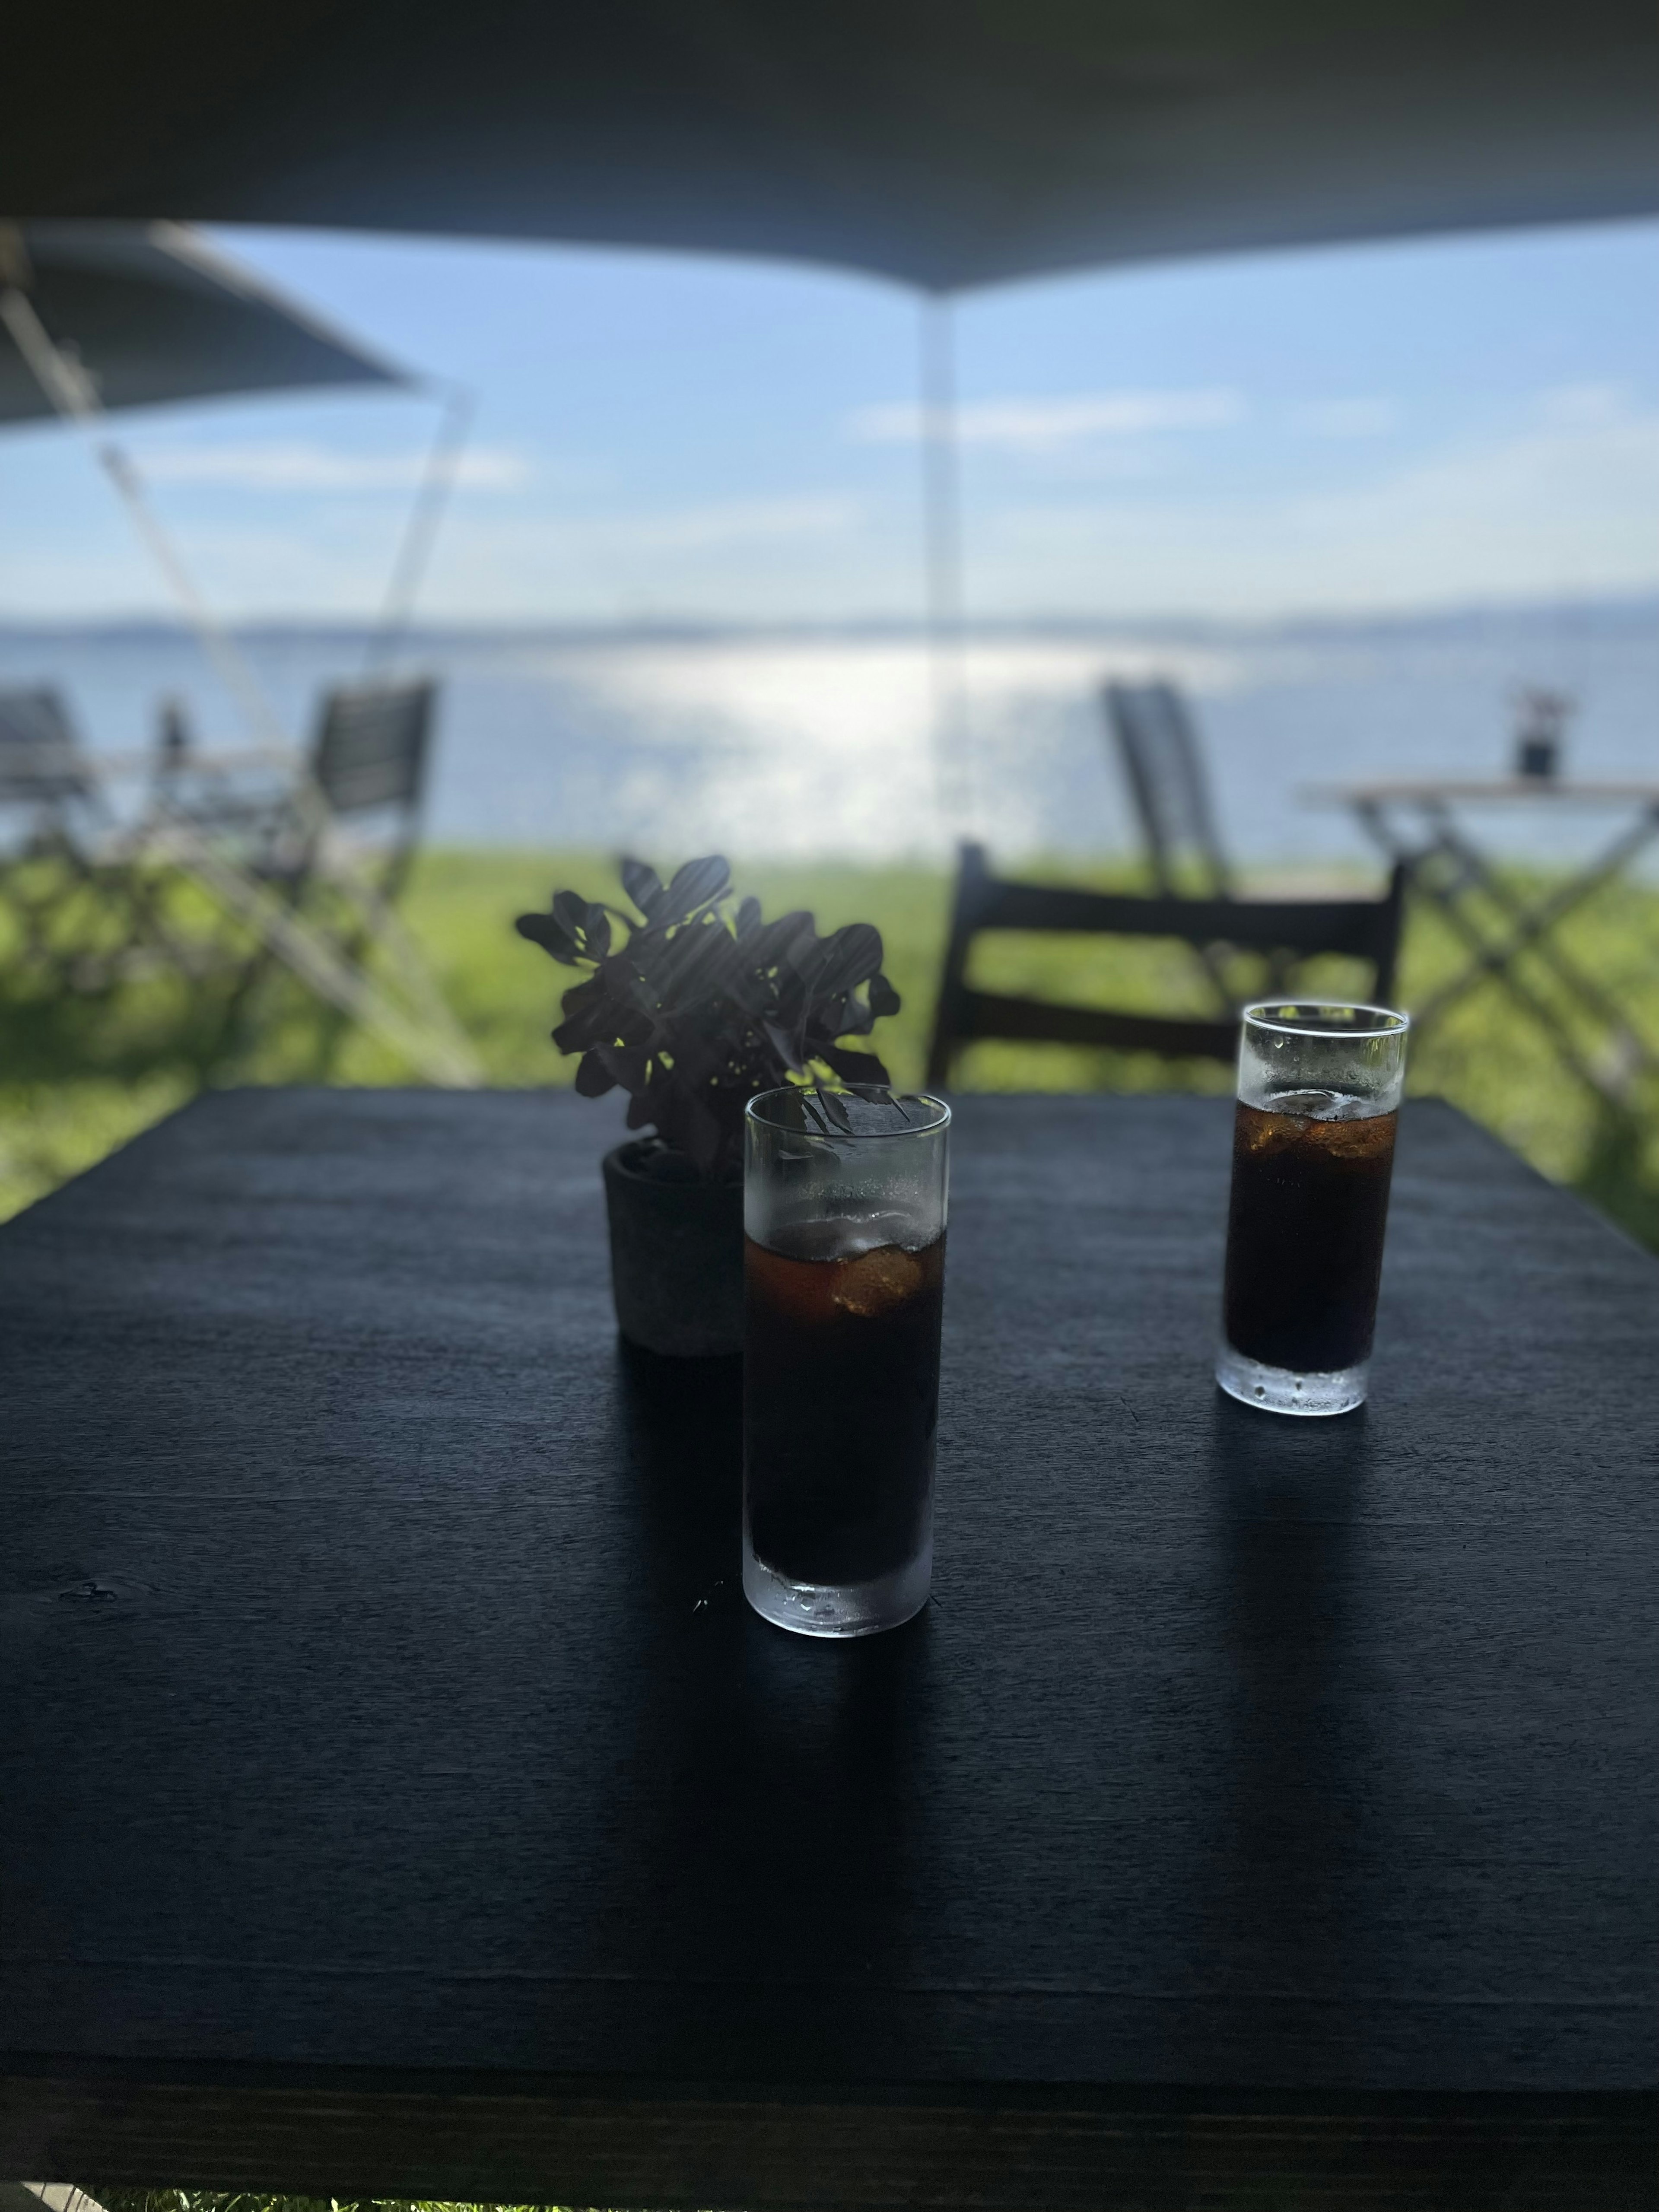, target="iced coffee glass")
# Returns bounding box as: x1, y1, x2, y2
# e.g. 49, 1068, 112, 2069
1217, 1003, 1409, 1418
743, 1087, 950, 1637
